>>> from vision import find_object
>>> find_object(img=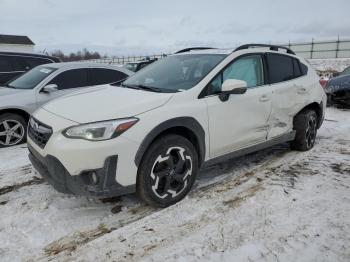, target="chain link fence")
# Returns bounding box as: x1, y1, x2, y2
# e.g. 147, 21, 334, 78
283, 38, 350, 59
81, 38, 350, 65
